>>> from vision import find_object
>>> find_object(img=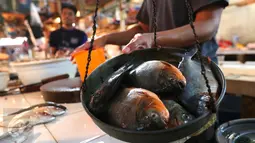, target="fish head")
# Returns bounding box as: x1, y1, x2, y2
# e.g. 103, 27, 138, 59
156, 62, 186, 92
136, 92, 169, 130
